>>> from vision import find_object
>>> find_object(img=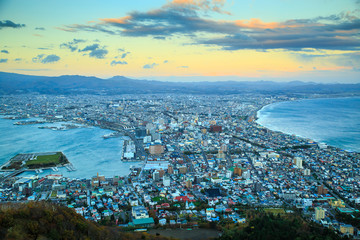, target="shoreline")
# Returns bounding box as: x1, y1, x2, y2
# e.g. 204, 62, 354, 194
255, 96, 360, 153
0, 117, 135, 179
